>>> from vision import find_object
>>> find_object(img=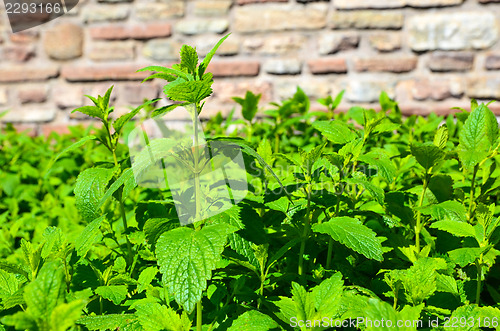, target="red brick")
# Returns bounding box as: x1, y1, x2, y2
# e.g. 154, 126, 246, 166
18, 86, 48, 104
428, 52, 474, 72
40, 124, 72, 137
9, 31, 39, 43
2, 45, 35, 62
8, 124, 37, 137
120, 83, 159, 104
207, 61, 260, 77
212, 81, 272, 103
61, 65, 149, 82
485, 53, 500, 70
0, 66, 59, 83
237, 0, 287, 4
354, 57, 417, 73
307, 58, 347, 74
90, 23, 172, 40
